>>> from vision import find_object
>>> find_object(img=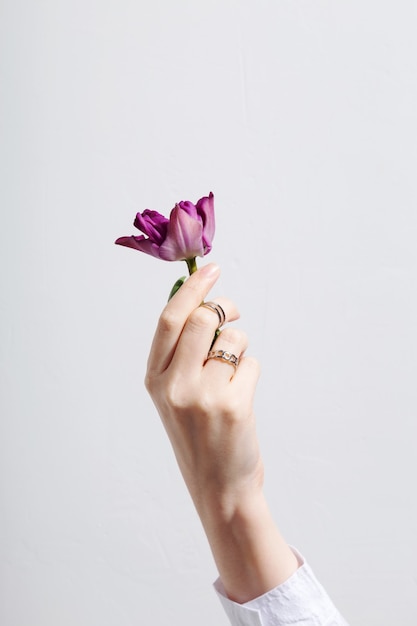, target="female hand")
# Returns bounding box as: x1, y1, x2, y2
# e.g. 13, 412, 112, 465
145, 263, 263, 516
145, 263, 298, 602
